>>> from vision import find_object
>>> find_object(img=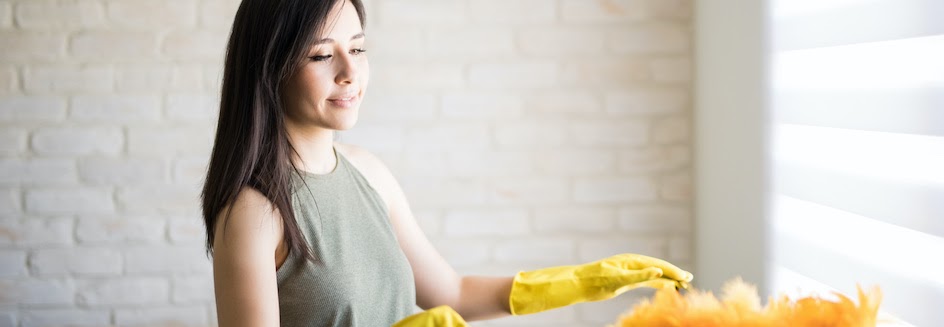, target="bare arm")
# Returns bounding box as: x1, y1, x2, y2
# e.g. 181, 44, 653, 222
212, 187, 283, 327
338, 144, 513, 321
